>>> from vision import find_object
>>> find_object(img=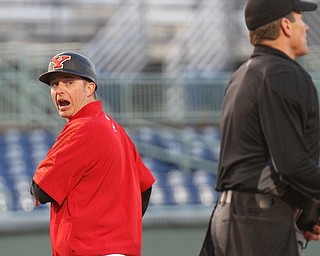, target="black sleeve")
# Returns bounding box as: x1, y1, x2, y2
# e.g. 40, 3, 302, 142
260, 71, 320, 199
141, 186, 152, 216
30, 180, 54, 204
